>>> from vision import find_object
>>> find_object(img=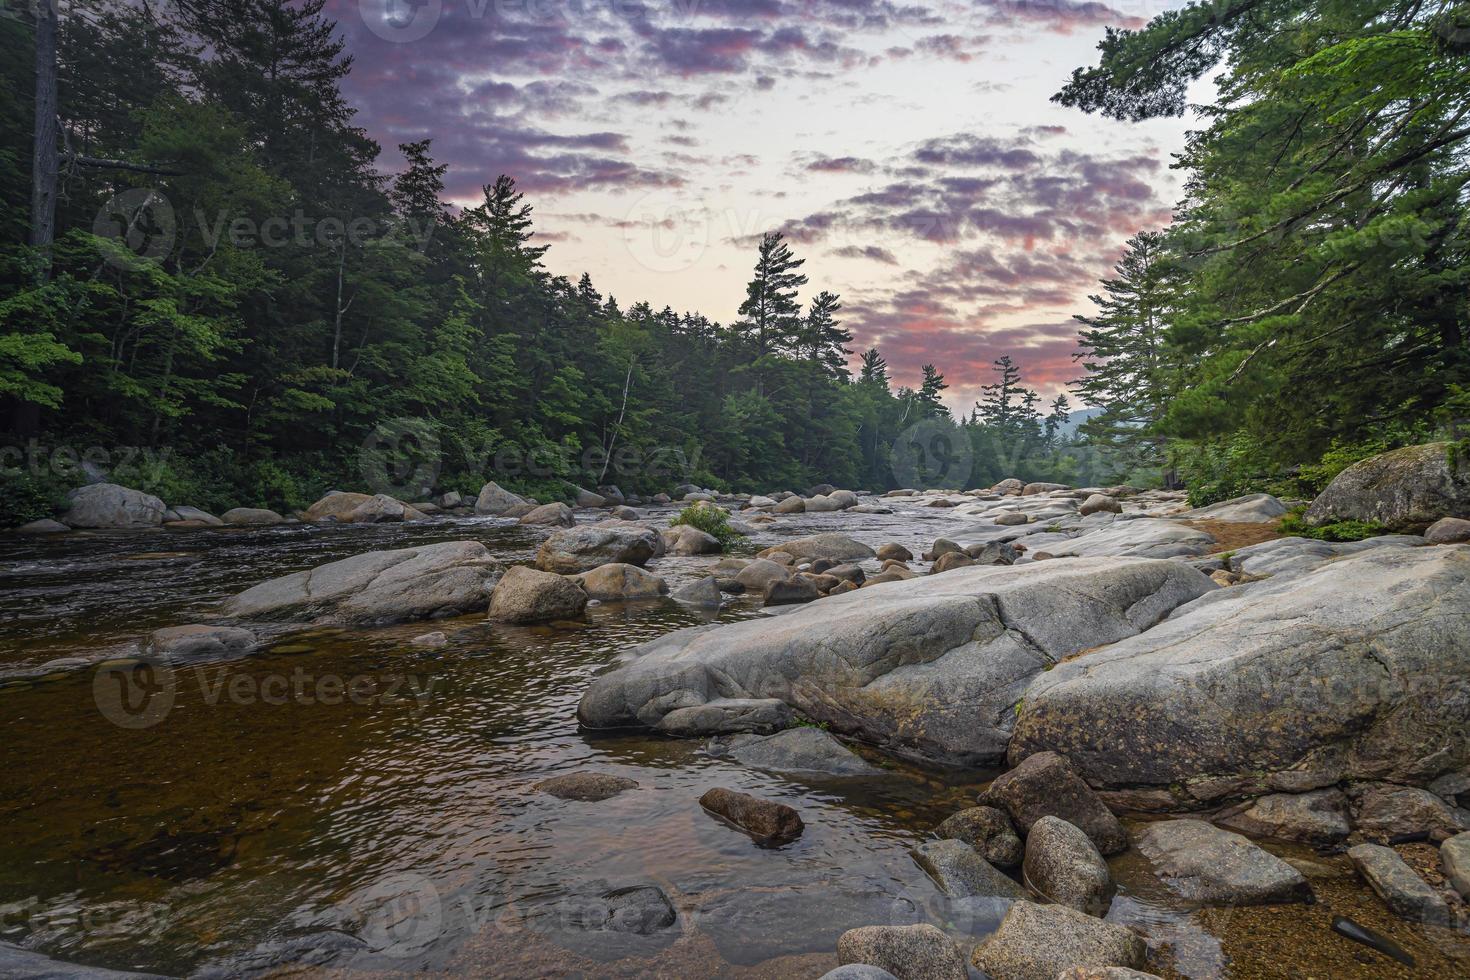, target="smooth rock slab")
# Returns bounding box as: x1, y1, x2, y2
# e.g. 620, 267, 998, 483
697, 877, 916, 966
980, 752, 1128, 856
911, 839, 1026, 900
1183, 492, 1287, 523
1012, 545, 1470, 801
935, 806, 1023, 868
1135, 819, 1311, 907
1348, 843, 1451, 924
970, 902, 1147, 980
223, 541, 503, 625
707, 727, 881, 776
836, 924, 967, 980
699, 787, 803, 841
1022, 816, 1114, 916
535, 772, 639, 801
578, 558, 1214, 767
